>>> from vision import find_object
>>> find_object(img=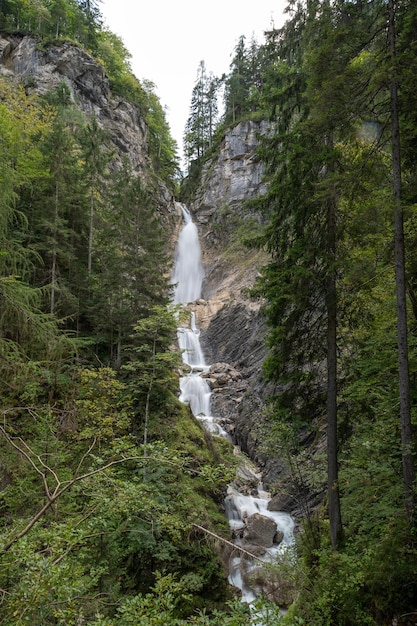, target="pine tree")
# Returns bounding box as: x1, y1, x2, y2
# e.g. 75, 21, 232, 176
33, 87, 86, 318
251, 0, 397, 548
183, 61, 219, 166
387, 0, 415, 522
79, 116, 110, 285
